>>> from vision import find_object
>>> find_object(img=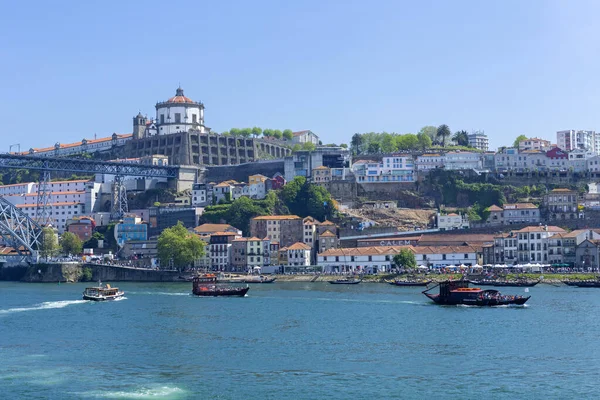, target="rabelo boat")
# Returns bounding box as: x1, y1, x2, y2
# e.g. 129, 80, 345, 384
192, 274, 249, 297
388, 279, 431, 287
329, 277, 362, 285
423, 280, 530, 306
